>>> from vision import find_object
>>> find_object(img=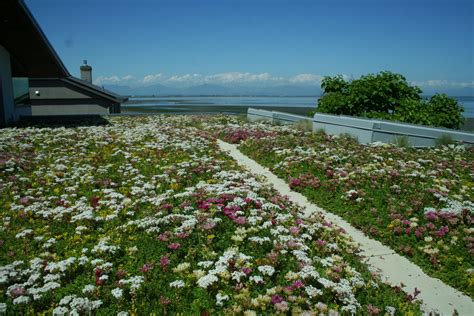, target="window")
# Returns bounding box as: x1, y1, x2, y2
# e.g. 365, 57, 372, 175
12, 77, 29, 106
